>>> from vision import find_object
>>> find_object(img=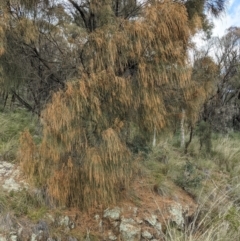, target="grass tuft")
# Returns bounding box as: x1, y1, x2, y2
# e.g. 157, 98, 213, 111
0, 108, 39, 162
